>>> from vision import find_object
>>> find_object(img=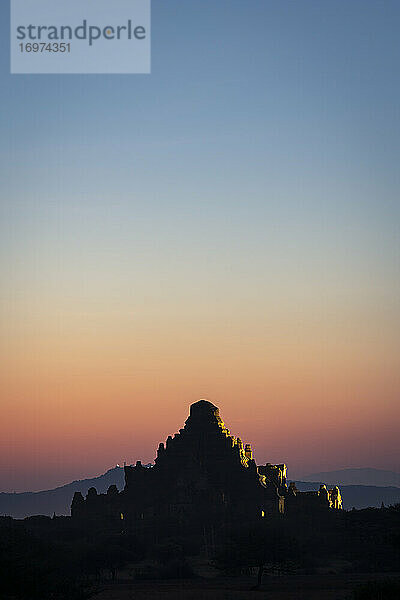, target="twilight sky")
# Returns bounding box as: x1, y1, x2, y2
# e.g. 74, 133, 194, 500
1, 0, 399, 492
